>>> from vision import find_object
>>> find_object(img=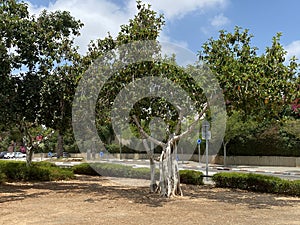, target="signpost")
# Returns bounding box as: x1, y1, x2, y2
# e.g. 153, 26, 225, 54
197, 139, 201, 167
100, 151, 104, 158
202, 120, 210, 180
119, 133, 122, 161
